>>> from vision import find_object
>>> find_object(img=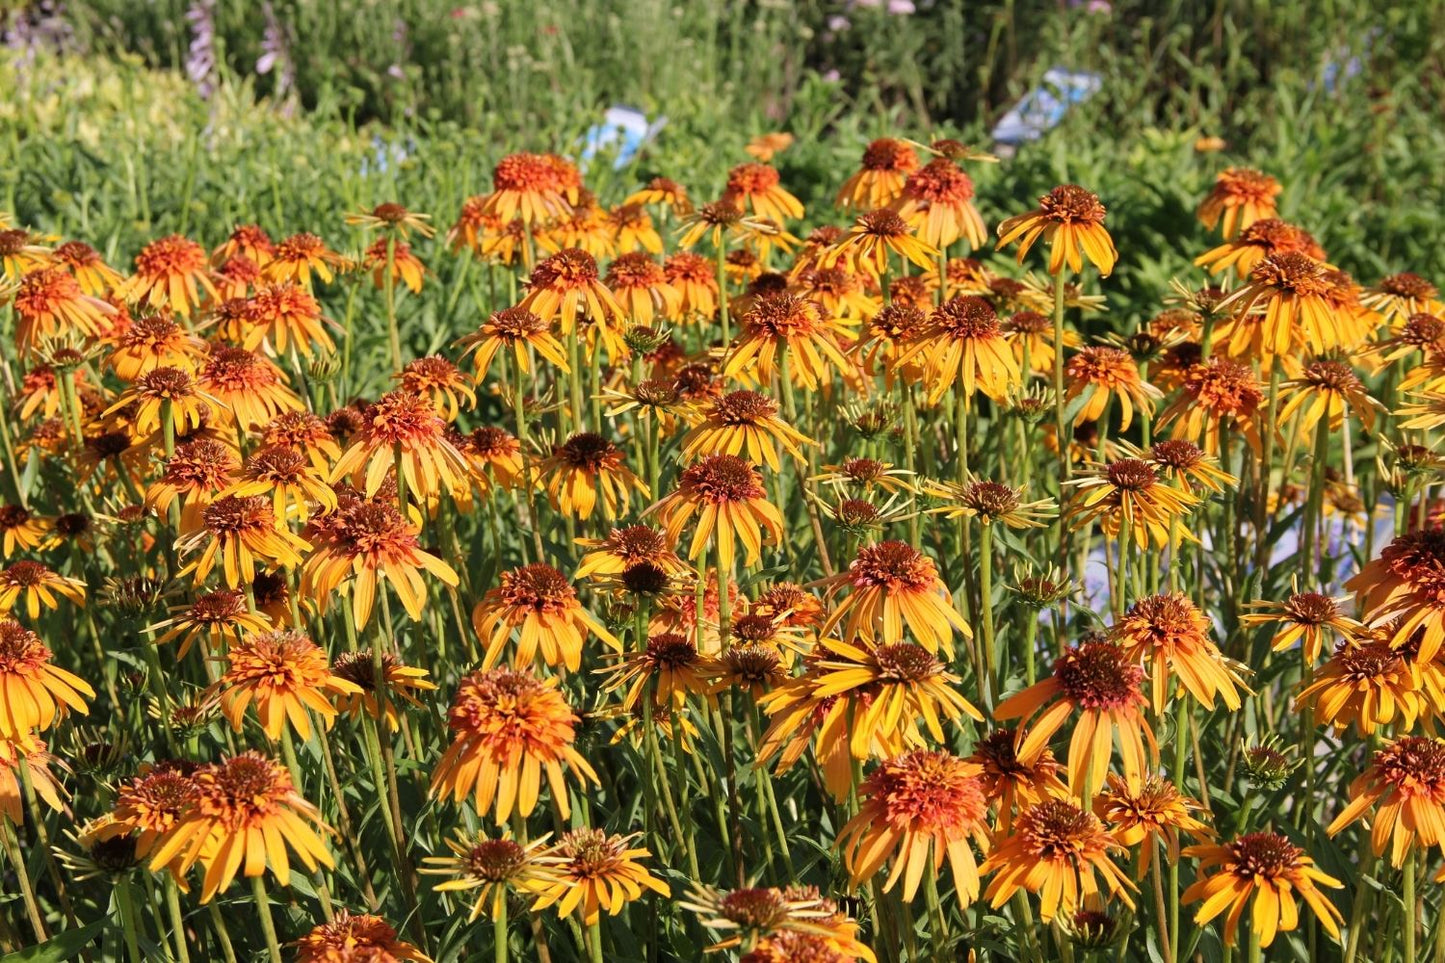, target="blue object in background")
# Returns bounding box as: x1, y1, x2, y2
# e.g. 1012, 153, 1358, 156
991, 68, 1102, 145
580, 106, 667, 170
